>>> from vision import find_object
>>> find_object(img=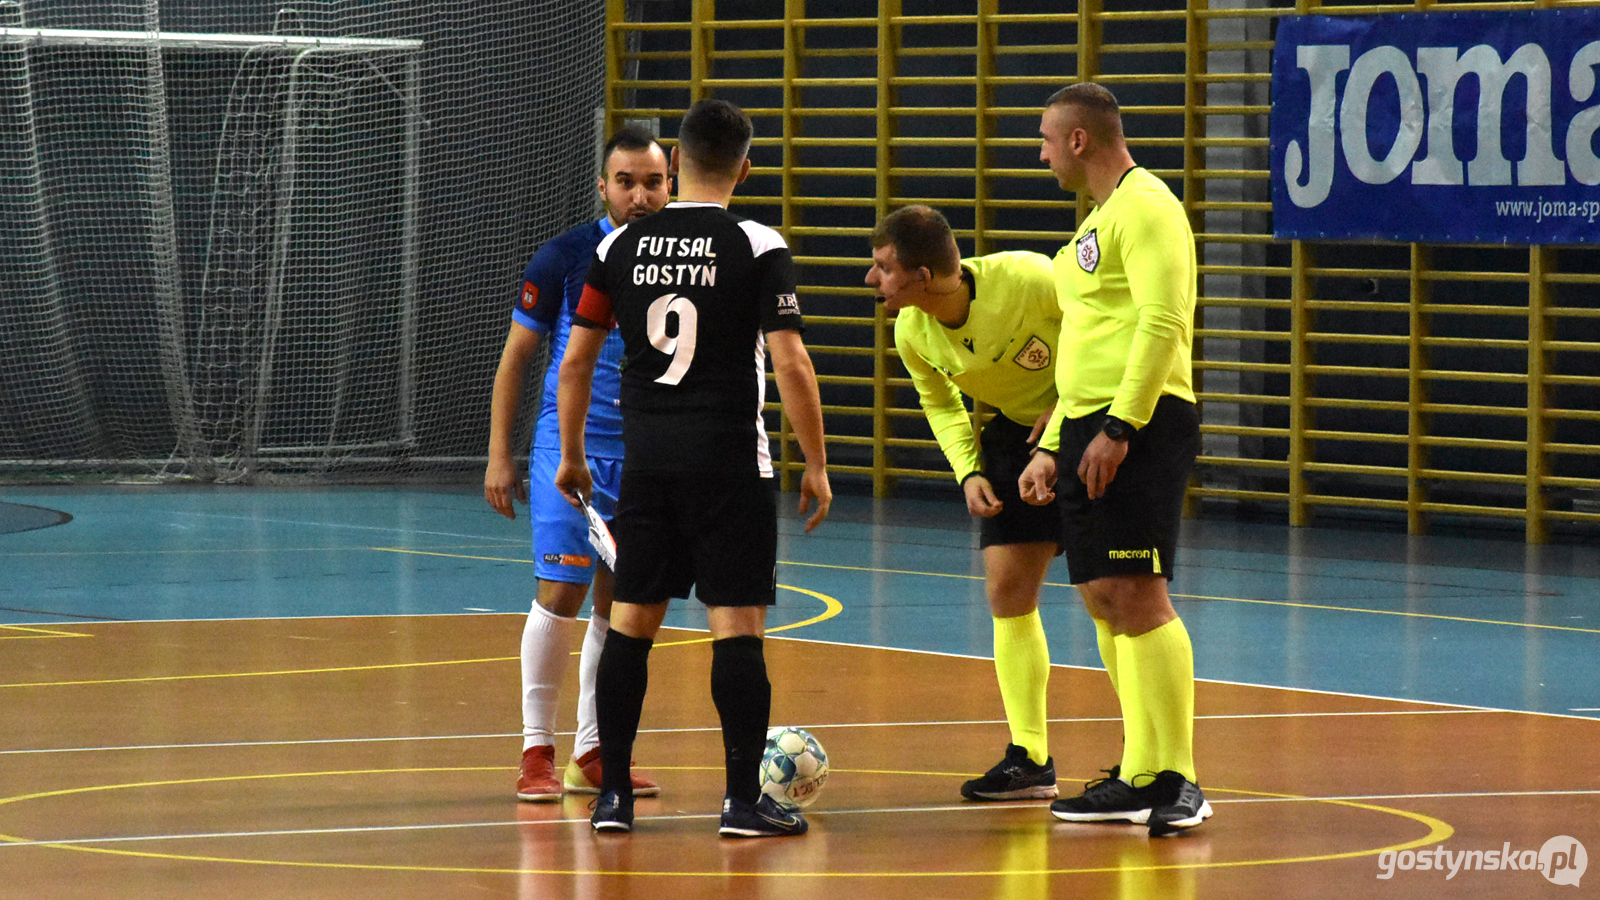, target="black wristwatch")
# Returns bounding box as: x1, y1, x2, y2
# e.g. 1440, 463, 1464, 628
1101, 415, 1135, 442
